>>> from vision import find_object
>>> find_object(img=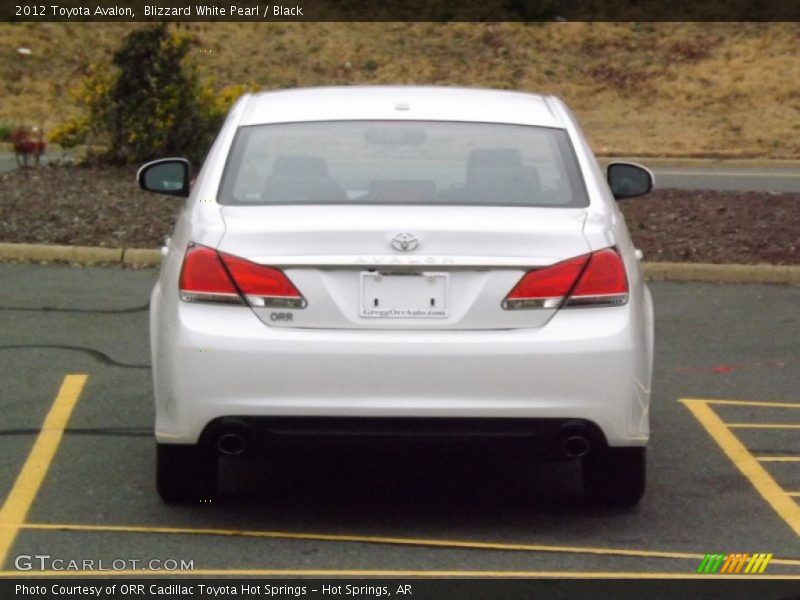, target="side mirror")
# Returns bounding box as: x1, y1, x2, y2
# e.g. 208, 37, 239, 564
607, 161, 654, 200
137, 158, 191, 197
